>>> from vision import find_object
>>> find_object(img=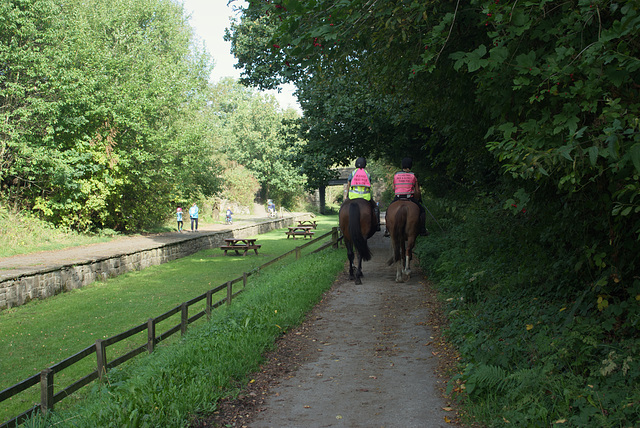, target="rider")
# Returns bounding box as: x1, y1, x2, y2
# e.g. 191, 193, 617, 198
389, 157, 428, 236
225, 207, 233, 223
347, 157, 381, 232
267, 199, 276, 216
